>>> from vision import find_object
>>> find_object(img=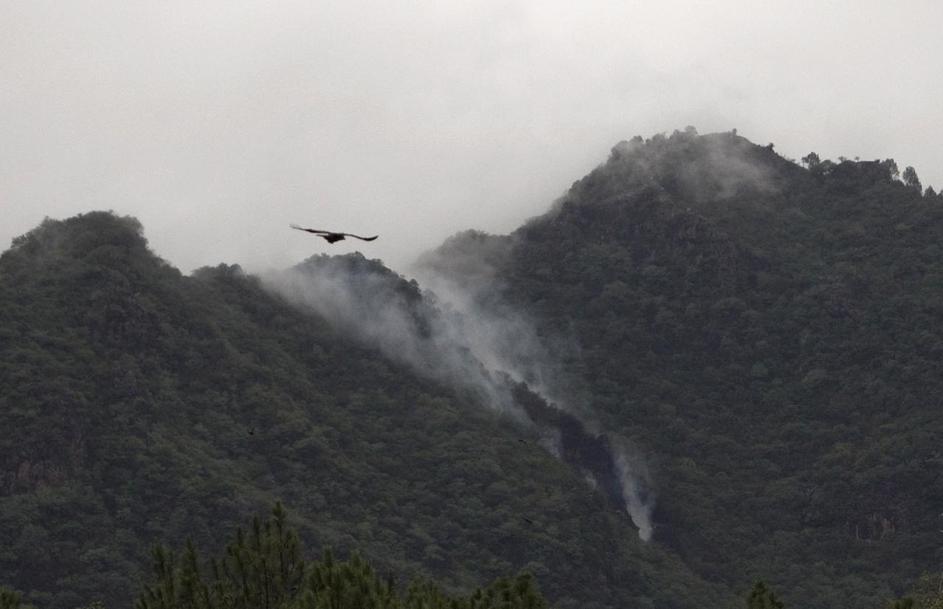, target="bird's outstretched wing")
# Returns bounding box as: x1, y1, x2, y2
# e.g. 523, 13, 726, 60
290, 224, 378, 242
341, 233, 378, 242
290, 223, 330, 234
